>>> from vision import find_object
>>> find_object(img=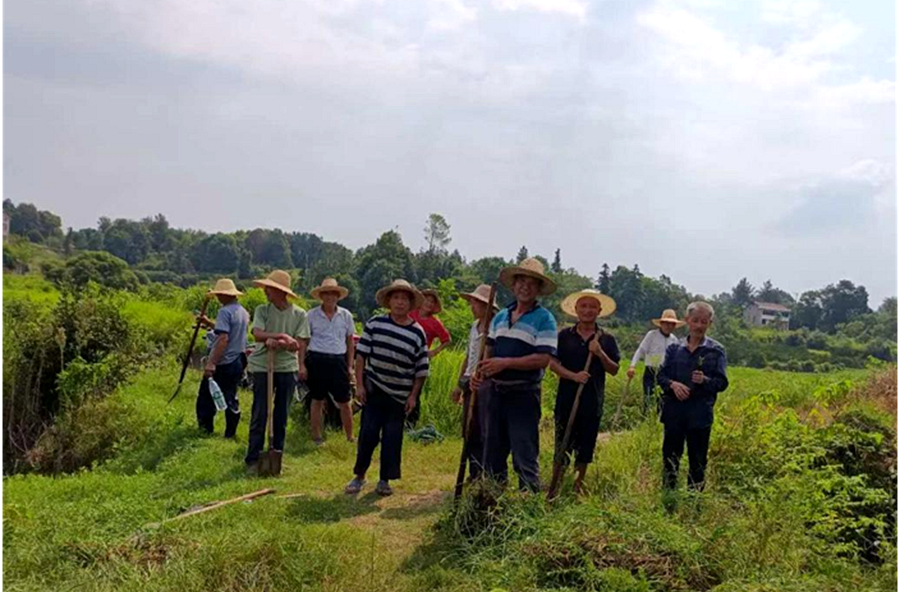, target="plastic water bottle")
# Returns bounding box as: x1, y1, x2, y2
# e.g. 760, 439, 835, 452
209, 378, 227, 412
